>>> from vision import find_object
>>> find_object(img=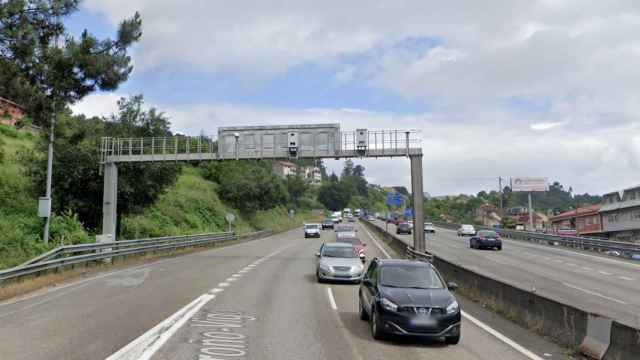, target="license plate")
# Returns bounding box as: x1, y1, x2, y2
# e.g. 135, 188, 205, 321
335, 274, 351, 278
411, 316, 436, 327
